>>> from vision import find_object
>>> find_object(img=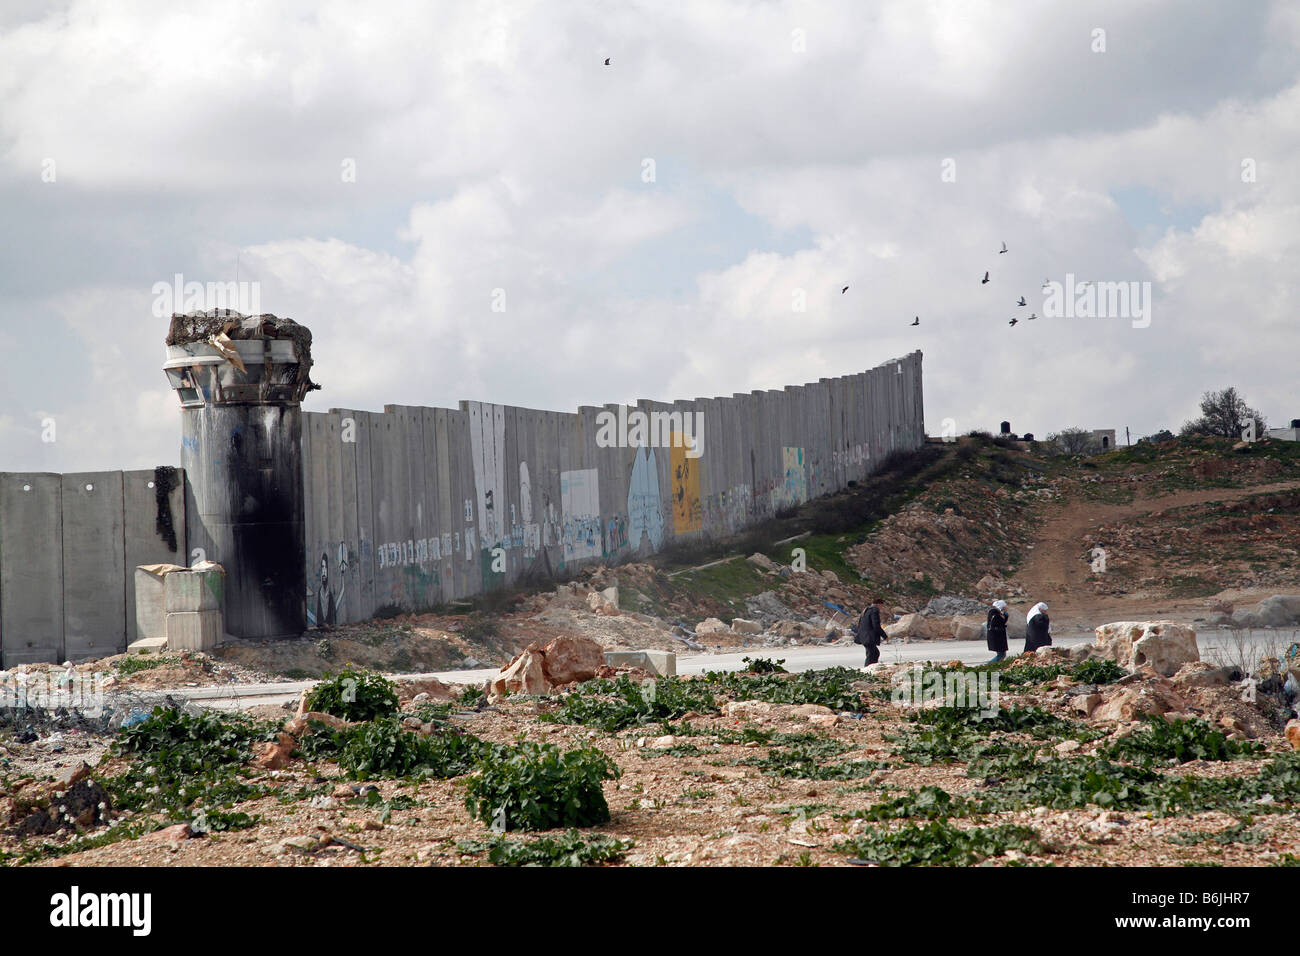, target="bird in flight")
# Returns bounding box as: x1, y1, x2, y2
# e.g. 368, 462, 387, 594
1009, 317, 1019, 327
999, 242, 1008, 254
841, 285, 849, 294
1027, 312, 1038, 320
604, 57, 611, 65
981, 271, 990, 284
1017, 296, 1027, 306
911, 316, 920, 326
